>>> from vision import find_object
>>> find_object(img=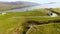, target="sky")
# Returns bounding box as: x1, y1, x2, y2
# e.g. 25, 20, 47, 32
0, 0, 60, 4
